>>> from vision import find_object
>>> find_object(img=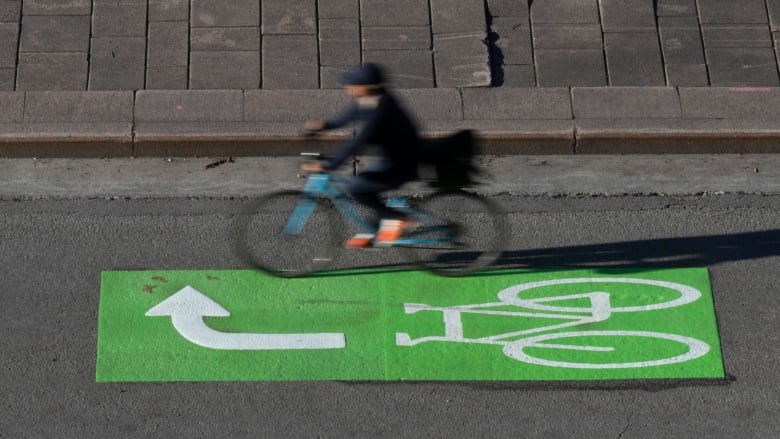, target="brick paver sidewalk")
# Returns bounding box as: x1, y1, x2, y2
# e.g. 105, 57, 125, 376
2, 1, 780, 158
2, 0, 780, 91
